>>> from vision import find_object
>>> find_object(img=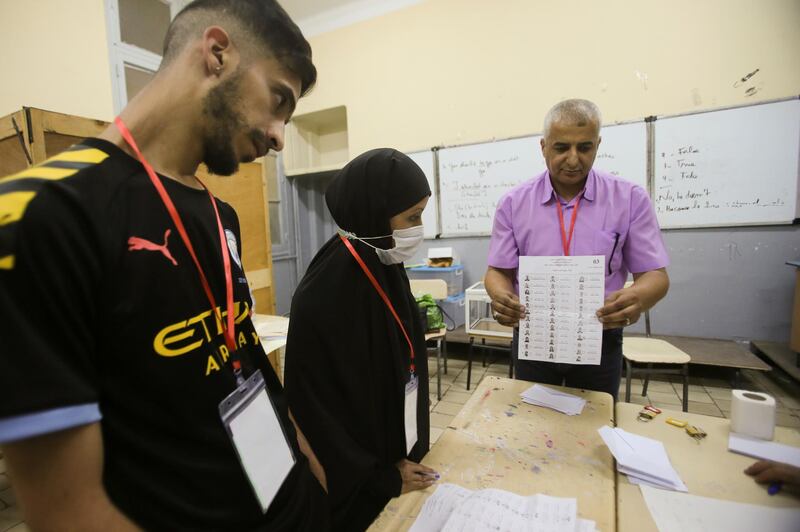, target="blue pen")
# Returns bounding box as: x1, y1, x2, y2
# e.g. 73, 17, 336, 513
420, 472, 441, 480
767, 482, 782, 495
